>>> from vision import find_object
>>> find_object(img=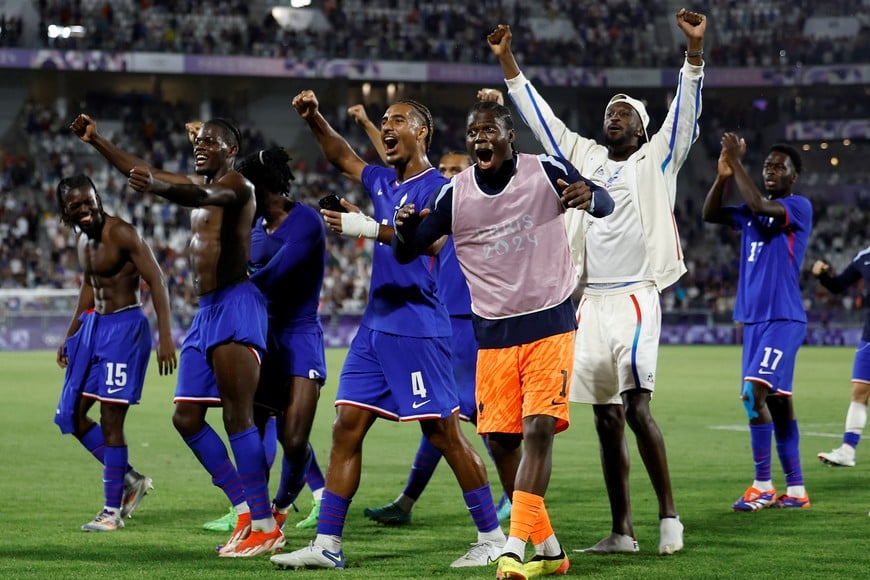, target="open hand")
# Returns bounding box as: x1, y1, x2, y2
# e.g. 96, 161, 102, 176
558, 178, 592, 210
720, 132, 746, 169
